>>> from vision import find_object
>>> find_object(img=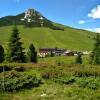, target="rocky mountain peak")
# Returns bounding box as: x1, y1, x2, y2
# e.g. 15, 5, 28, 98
0, 8, 60, 29
24, 8, 36, 19
20, 8, 44, 23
